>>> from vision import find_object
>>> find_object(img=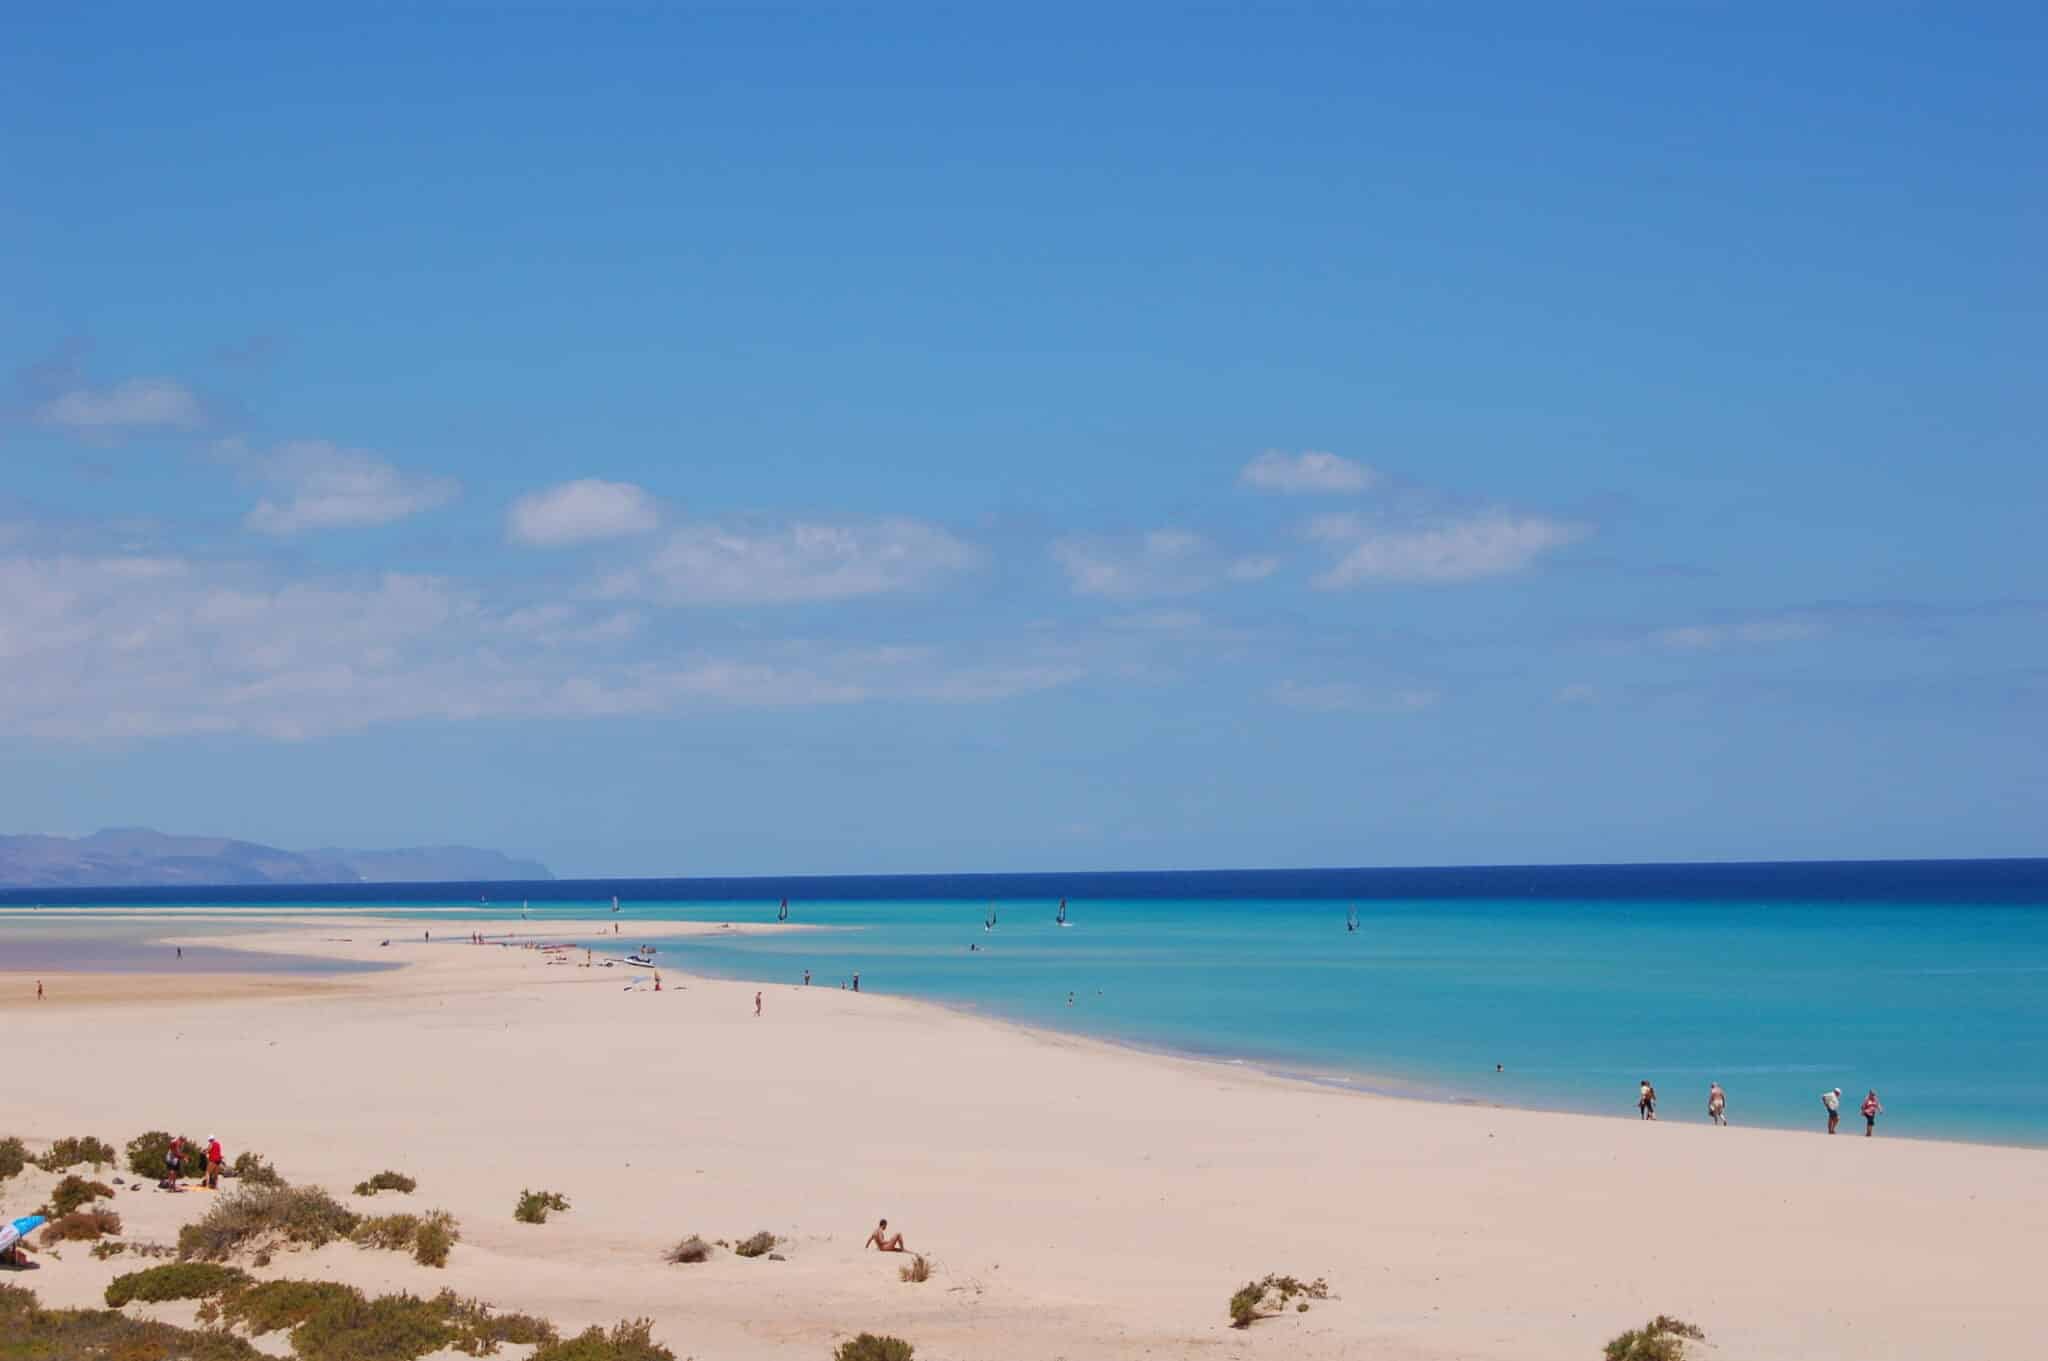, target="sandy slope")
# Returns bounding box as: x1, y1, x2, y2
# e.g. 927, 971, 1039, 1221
3, 920, 2043, 1360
